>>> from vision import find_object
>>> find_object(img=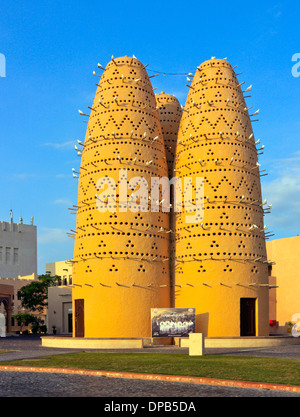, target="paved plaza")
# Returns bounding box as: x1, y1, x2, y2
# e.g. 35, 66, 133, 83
0, 335, 299, 398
